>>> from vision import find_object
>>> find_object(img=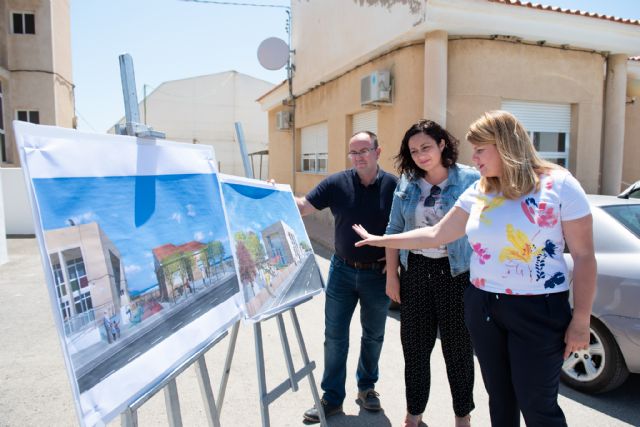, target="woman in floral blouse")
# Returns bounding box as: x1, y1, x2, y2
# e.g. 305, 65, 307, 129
353, 110, 596, 427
